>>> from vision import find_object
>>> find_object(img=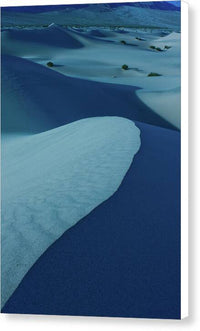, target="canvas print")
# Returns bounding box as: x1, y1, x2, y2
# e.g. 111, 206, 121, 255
1, 1, 181, 319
